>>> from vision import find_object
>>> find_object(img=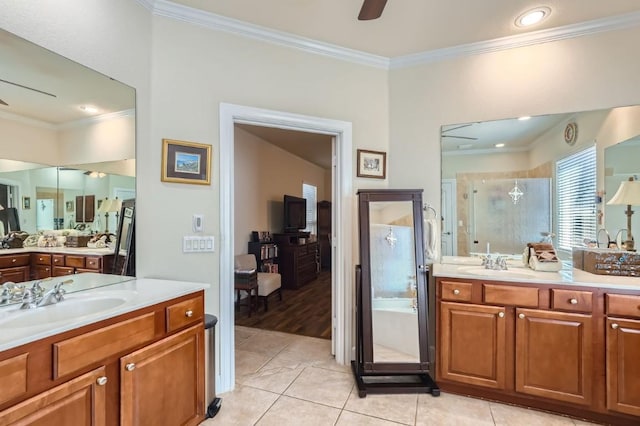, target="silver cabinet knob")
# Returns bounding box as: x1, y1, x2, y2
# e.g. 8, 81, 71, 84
125, 363, 136, 371
611, 323, 619, 330
518, 313, 525, 319
498, 312, 505, 318
12, 258, 16, 263
570, 298, 578, 305
96, 376, 108, 386
453, 289, 460, 295
185, 310, 193, 318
